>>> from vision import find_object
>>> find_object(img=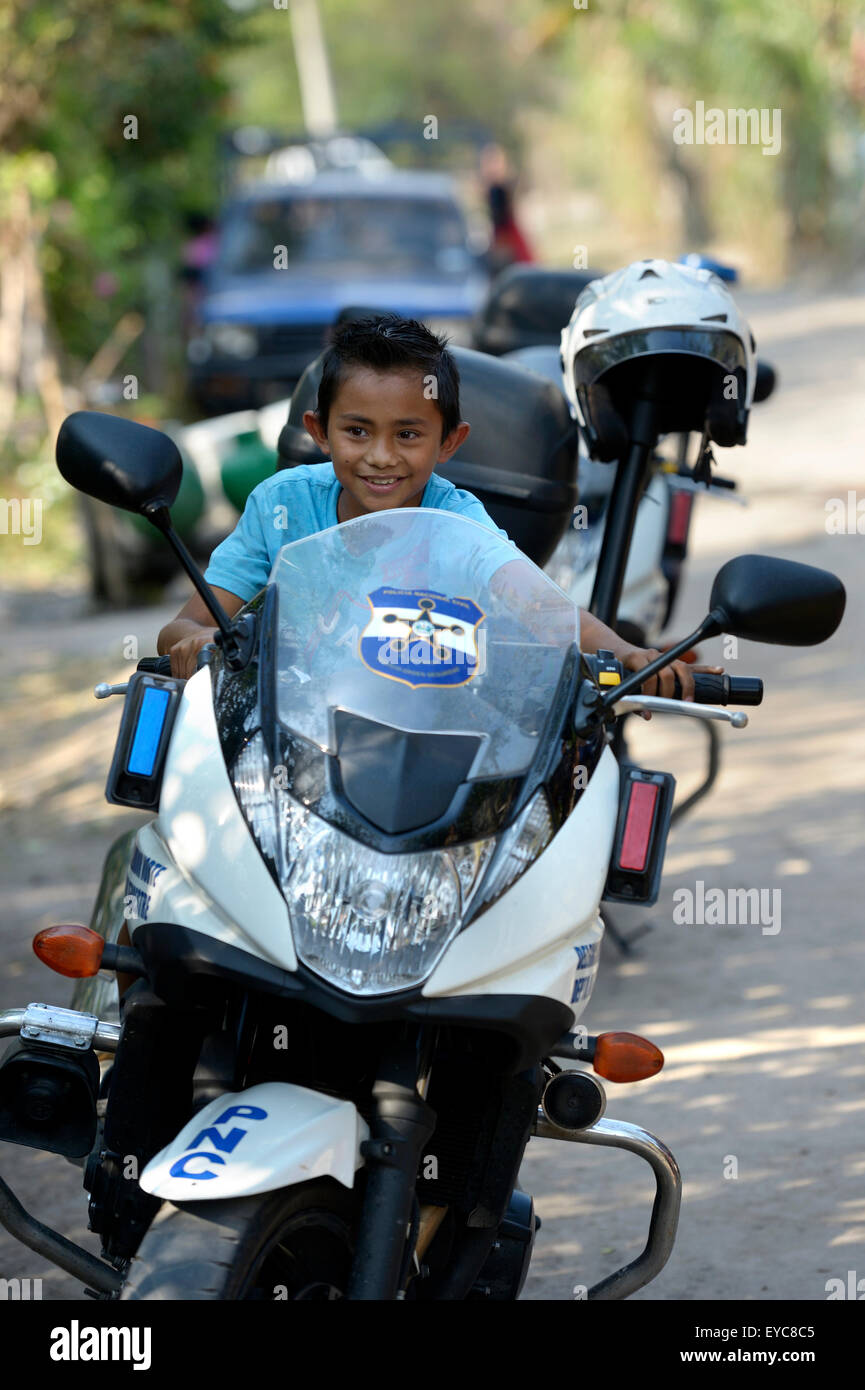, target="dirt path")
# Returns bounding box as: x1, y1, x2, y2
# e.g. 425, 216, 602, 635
0, 282, 862, 1300
522, 282, 865, 1300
